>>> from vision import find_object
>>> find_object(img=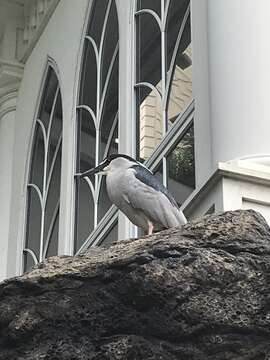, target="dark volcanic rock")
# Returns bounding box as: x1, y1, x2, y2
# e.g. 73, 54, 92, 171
1, 210, 270, 359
